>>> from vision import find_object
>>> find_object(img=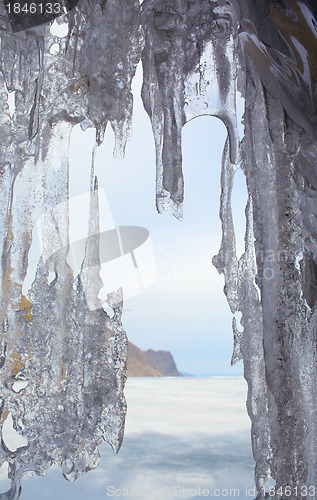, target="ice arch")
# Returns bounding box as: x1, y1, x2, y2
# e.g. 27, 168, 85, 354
0, 0, 315, 498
